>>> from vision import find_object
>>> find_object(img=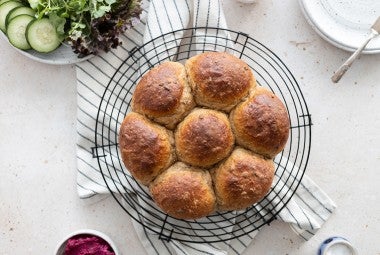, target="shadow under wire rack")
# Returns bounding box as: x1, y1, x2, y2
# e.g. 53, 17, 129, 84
93, 27, 312, 243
